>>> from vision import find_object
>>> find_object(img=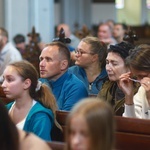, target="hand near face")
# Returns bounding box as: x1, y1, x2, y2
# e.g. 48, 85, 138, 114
140, 77, 150, 104
119, 72, 135, 104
